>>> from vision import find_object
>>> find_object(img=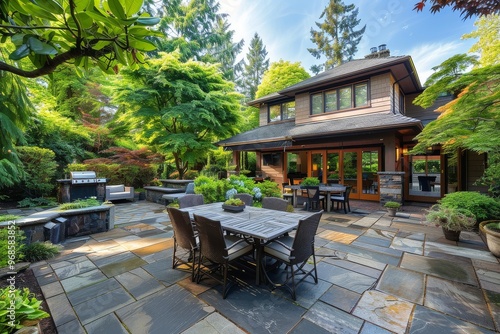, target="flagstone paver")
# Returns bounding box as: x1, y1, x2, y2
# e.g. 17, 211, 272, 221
34, 200, 500, 334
